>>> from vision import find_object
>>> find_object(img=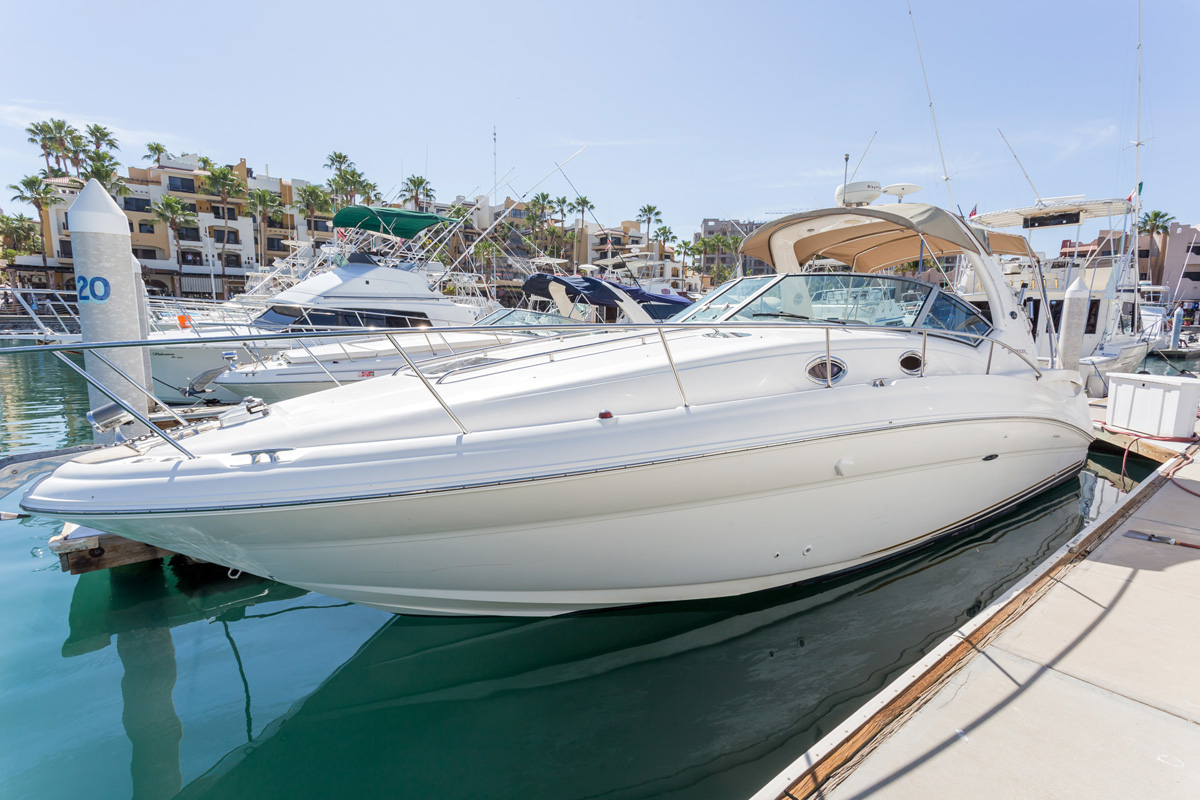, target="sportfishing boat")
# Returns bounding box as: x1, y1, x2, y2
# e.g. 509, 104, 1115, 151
22, 203, 1094, 617
965, 198, 1159, 395
149, 255, 484, 404
211, 273, 696, 403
